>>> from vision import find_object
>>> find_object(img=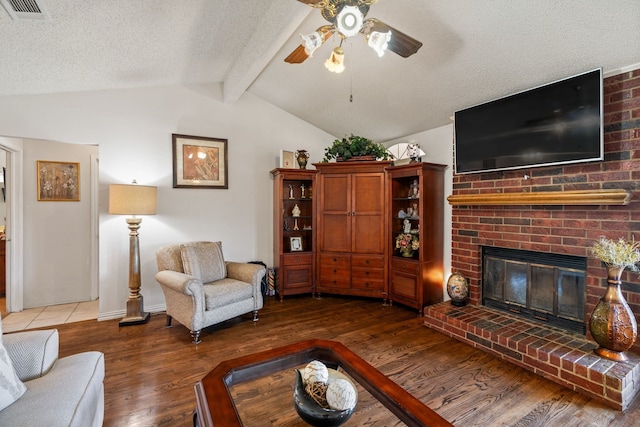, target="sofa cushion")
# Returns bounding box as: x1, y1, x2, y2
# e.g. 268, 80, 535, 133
3, 329, 59, 381
180, 241, 226, 283
0, 351, 105, 427
204, 278, 254, 310
0, 321, 27, 411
